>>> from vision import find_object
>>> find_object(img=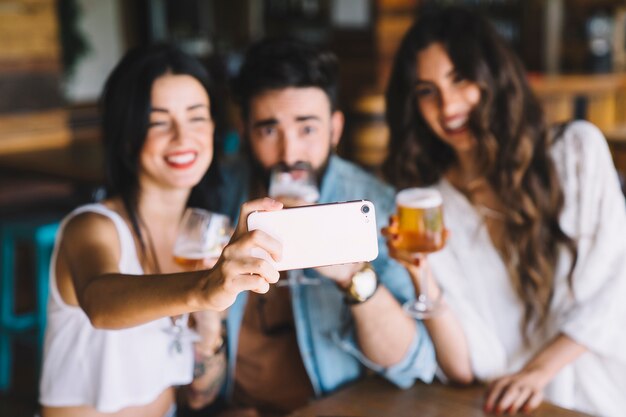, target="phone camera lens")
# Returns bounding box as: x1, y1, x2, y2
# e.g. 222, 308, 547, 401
361, 204, 370, 214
